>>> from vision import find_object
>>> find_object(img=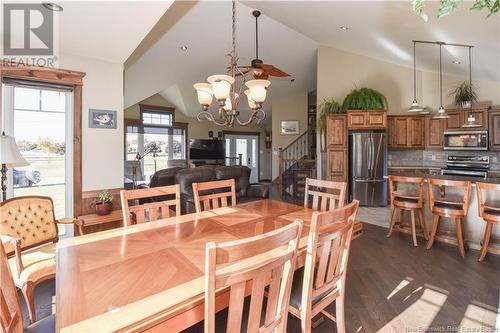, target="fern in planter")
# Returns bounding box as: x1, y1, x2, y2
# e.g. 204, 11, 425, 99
342, 88, 387, 110
316, 98, 344, 135
450, 82, 478, 108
